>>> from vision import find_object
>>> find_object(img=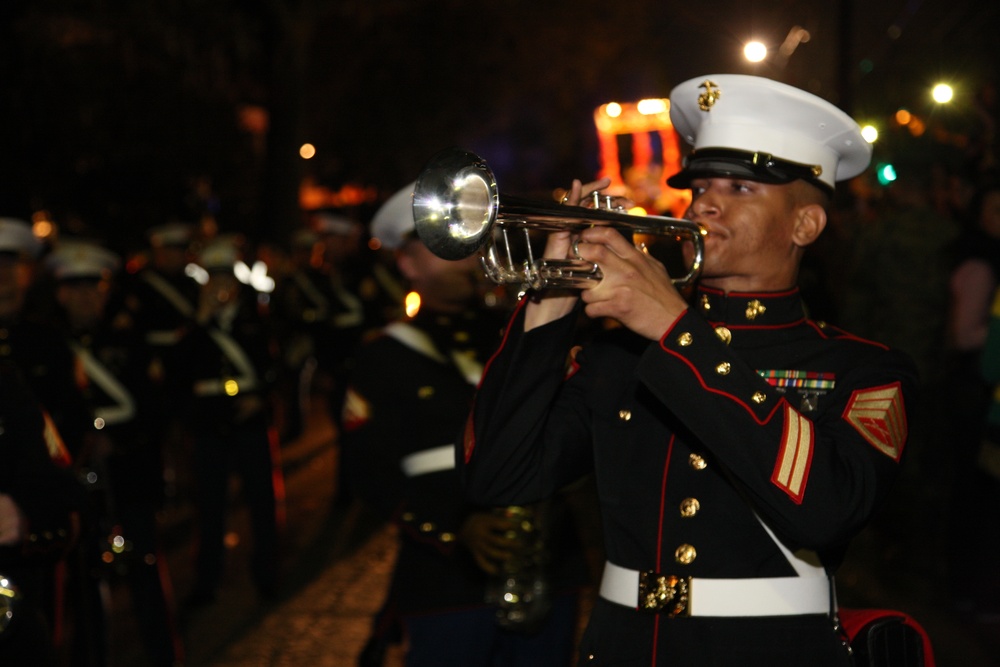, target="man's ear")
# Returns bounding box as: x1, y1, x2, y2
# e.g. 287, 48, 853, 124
791, 204, 827, 248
